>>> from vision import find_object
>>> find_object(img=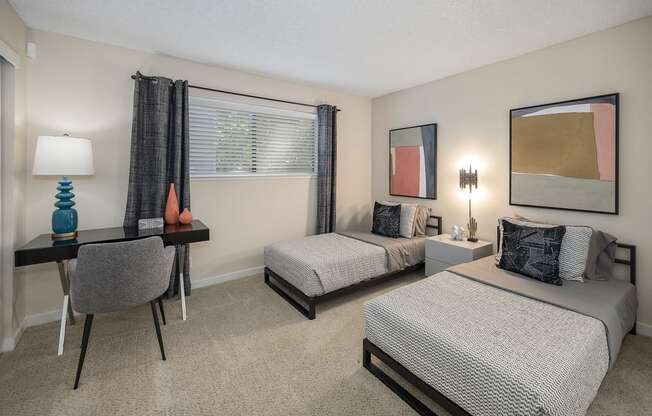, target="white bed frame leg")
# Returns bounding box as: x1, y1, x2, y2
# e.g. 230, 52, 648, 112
58, 295, 68, 356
